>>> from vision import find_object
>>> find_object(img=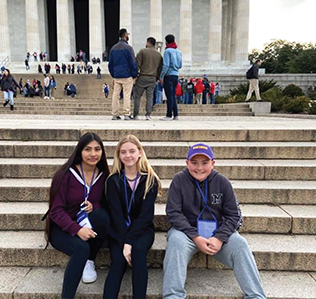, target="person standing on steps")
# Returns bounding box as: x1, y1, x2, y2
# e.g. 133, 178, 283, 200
163, 143, 267, 299
1, 69, 20, 111
159, 34, 182, 121
46, 132, 111, 299
108, 28, 137, 120
245, 59, 262, 102
103, 135, 162, 299
133, 37, 163, 121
